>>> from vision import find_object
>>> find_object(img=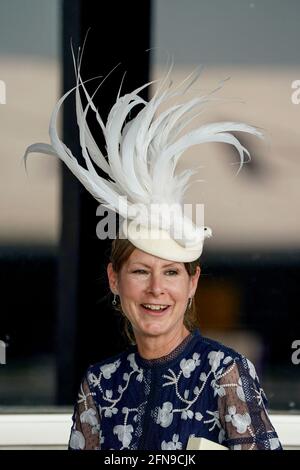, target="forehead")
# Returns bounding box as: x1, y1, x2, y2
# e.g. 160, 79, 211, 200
126, 248, 183, 268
